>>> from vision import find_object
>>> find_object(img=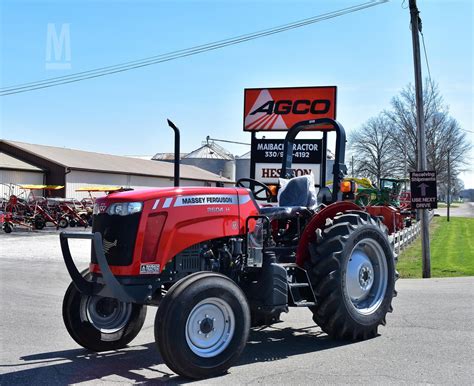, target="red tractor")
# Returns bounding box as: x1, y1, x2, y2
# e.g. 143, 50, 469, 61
60, 118, 397, 379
